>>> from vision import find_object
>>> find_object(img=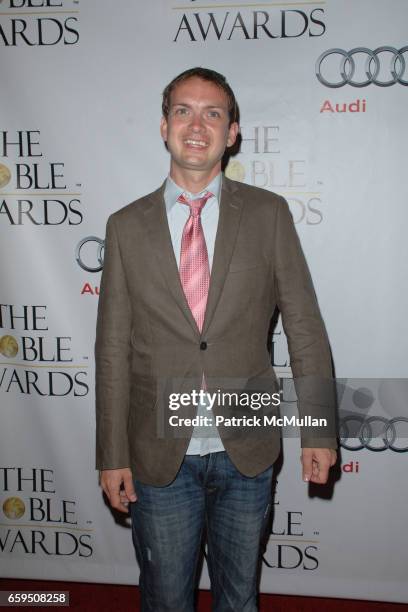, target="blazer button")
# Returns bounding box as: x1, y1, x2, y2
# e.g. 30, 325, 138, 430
200, 341, 207, 351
